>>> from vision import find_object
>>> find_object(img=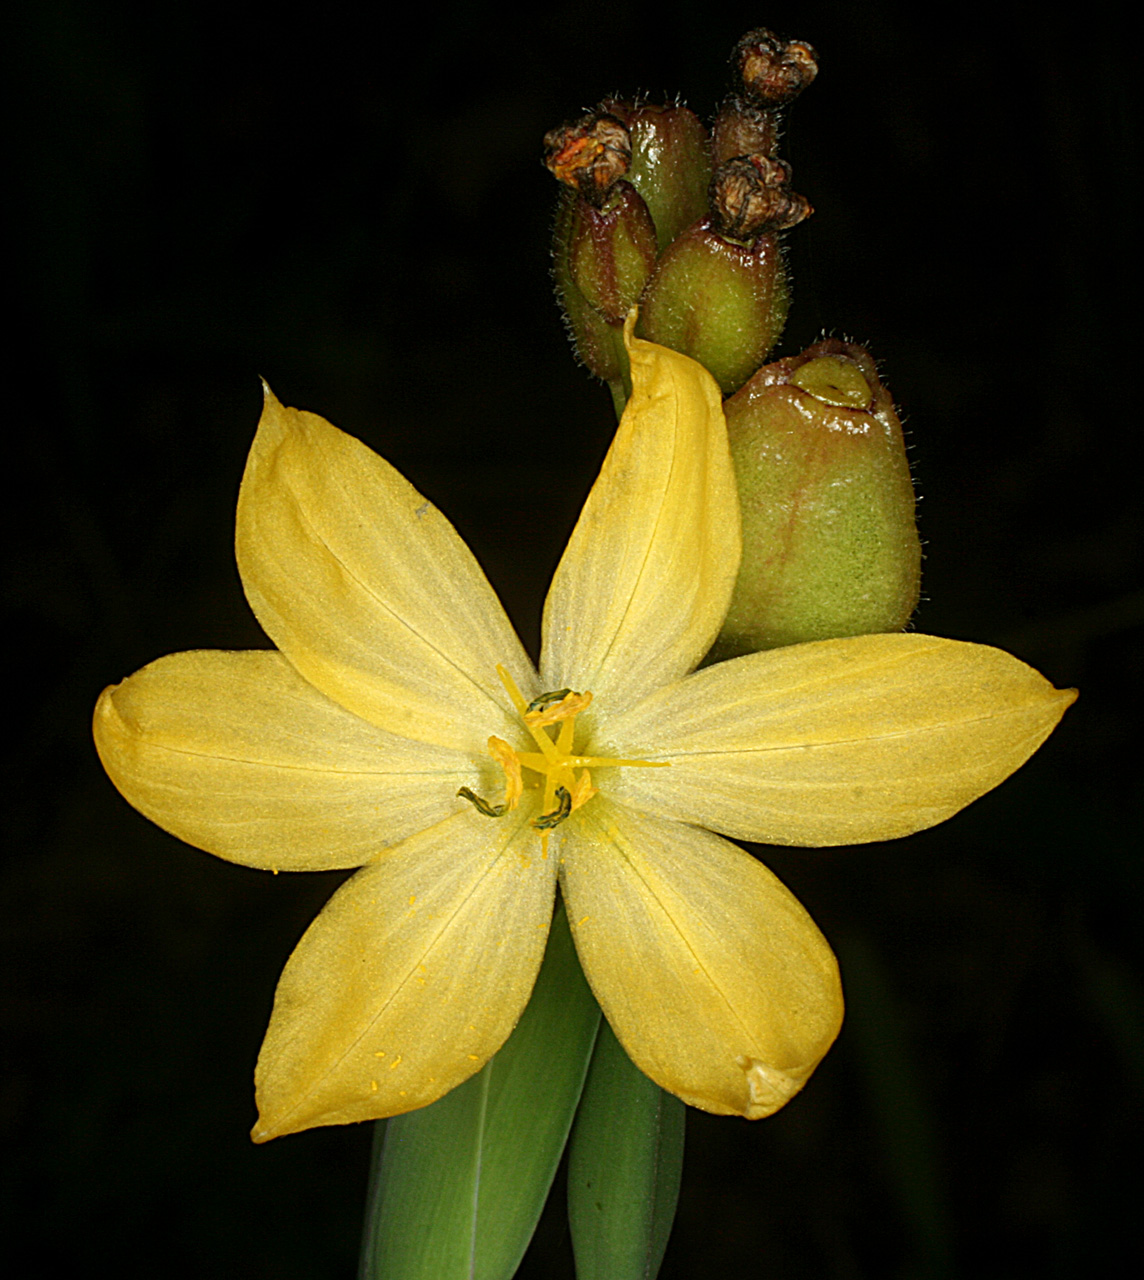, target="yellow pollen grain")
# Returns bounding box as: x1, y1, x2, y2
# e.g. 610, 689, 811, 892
370, 1080, 378, 1092
388, 1055, 403, 1070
